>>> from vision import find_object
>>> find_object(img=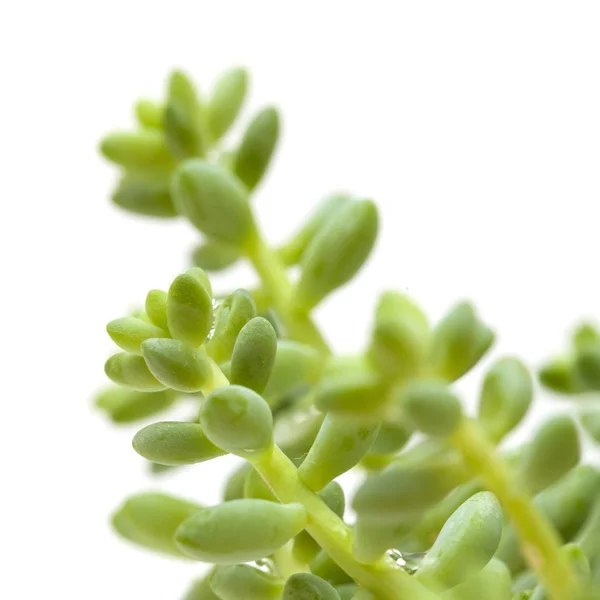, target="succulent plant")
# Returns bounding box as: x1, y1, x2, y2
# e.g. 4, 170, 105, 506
97, 67, 600, 600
